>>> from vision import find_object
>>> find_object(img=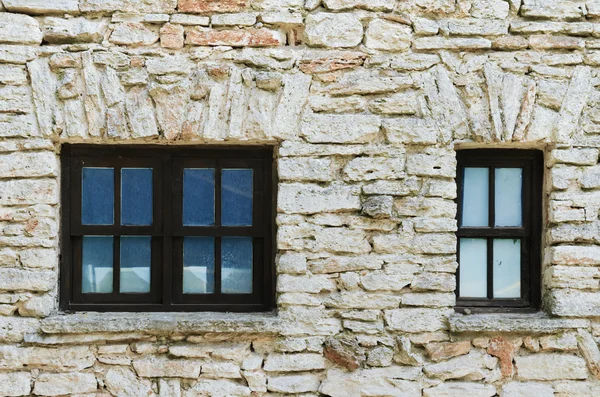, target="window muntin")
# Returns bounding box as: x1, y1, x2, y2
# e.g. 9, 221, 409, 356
61, 145, 274, 312
456, 149, 542, 311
